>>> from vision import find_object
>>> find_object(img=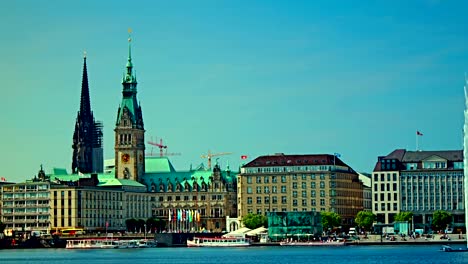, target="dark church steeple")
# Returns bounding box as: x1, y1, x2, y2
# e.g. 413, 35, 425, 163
72, 53, 103, 174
